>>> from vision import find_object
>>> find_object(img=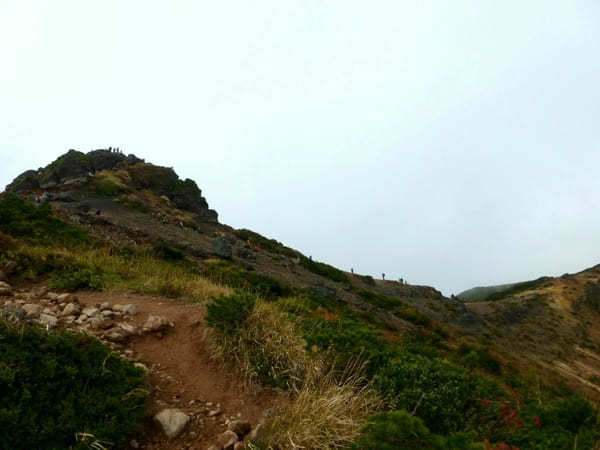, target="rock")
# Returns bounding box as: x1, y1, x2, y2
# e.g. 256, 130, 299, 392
211, 237, 232, 259
31, 286, 49, 298
100, 302, 110, 310
208, 409, 221, 417
61, 303, 81, 316
234, 442, 245, 450
88, 316, 106, 330
47, 292, 59, 301
228, 420, 252, 438
206, 446, 219, 450
0, 281, 12, 296
101, 310, 115, 317
38, 313, 58, 329
154, 408, 190, 438
133, 362, 149, 372
62, 315, 76, 325
82, 307, 100, 317
76, 314, 88, 324
143, 315, 174, 332
56, 293, 74, 302
118, 322, 137, 336
122, 304, 136, 315
217, 430, 239, 450
22, 303, 42, 317
130, 440, 140, 449
103, 327, 127, 342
